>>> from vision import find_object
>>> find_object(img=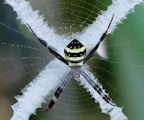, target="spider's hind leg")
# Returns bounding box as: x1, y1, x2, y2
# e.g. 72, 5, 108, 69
80, 68, 116, 106
45, 71, 73, 112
